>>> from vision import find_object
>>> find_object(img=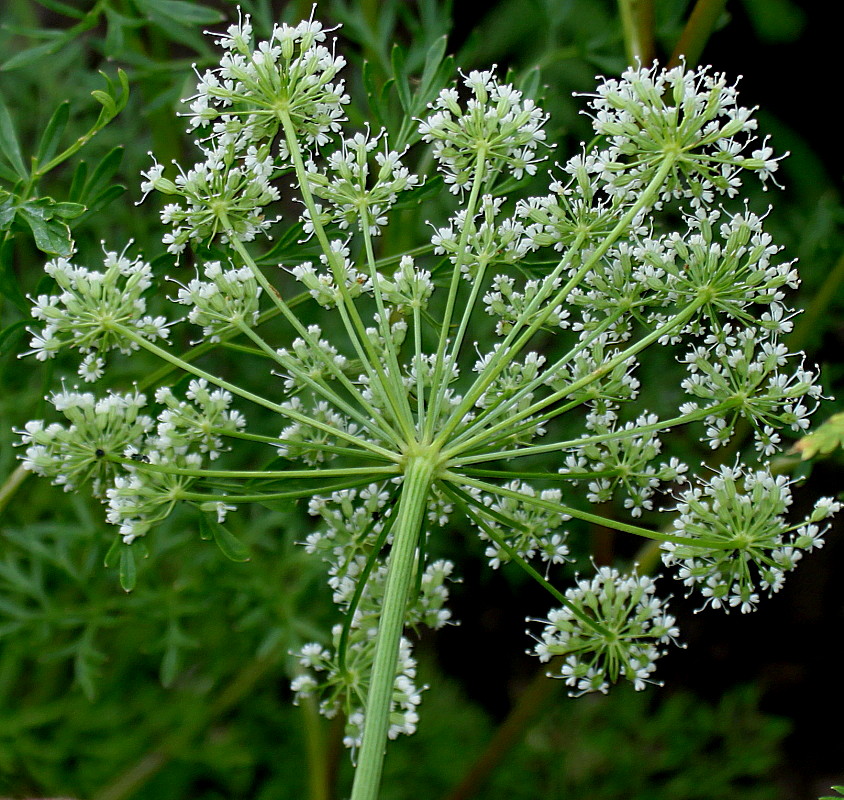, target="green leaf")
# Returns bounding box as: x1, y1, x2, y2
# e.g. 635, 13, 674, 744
119, 545, 137, 592
391, 44, 412, 113
82, 146, 124, 201
17, 206, 74, 257
518, 66, 542, 101
68, 160, 88, 203
33, 0, 88, 18
103, 536, 122, 568
793, 413, 844, 460
75, 184, 125, 221
198, 514, 214, 541
49, 201, 86, 220
420, 35, 448, 95
35, 101, 70, 169
0, 96, 27, 180
0, 320, 28, 356
137, 0, 225, 25
1, 37, 67, 72
363, 60, 386, 127
91, 69, 130, 121
204, 515, 251, 562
